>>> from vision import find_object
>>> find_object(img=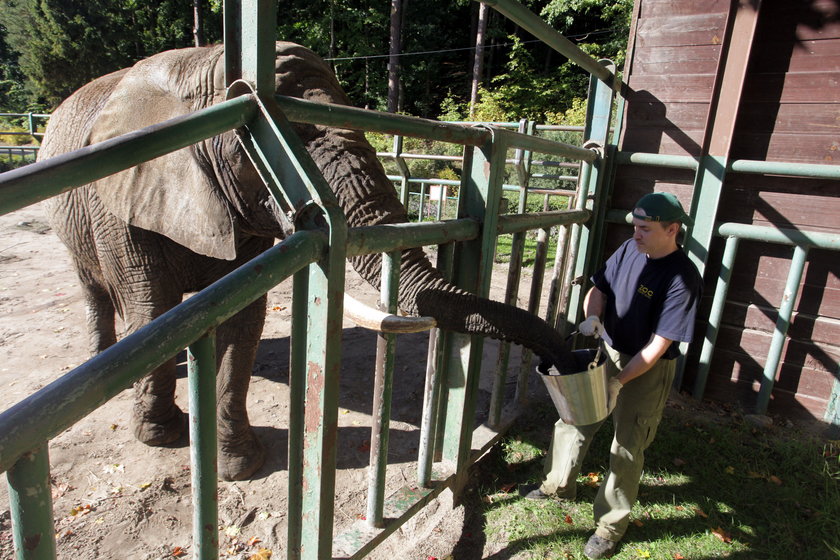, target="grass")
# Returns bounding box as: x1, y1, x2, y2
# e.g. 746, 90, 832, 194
453, 399, 840, 560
